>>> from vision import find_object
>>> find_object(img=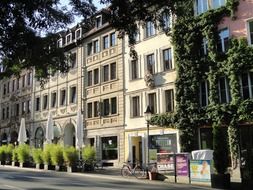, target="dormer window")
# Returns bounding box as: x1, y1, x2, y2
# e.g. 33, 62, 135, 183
75, 28, 82, 39
57, 39, 62, 48
96, 16, 102, 28
66, 34, 72, 45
